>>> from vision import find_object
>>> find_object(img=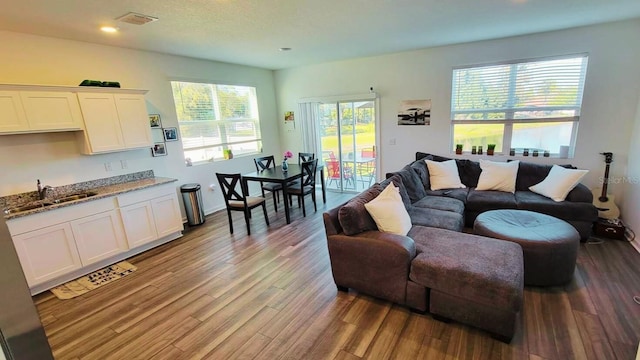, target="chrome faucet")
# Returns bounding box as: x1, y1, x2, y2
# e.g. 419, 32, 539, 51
37, 179, 53, 200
